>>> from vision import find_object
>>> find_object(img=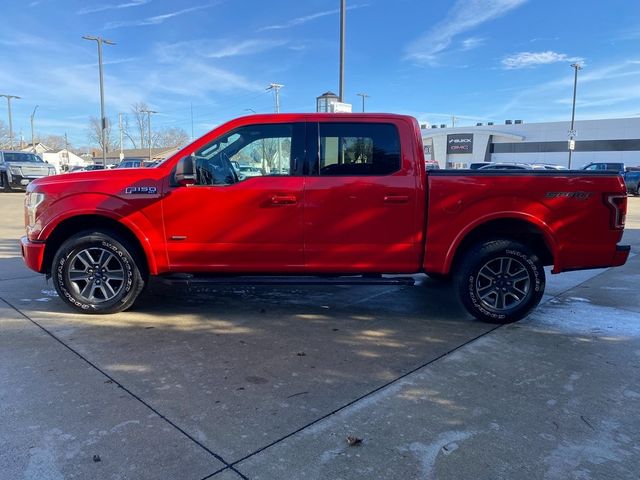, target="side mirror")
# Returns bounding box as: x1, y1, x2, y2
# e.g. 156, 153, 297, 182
174, 155, 196, 186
